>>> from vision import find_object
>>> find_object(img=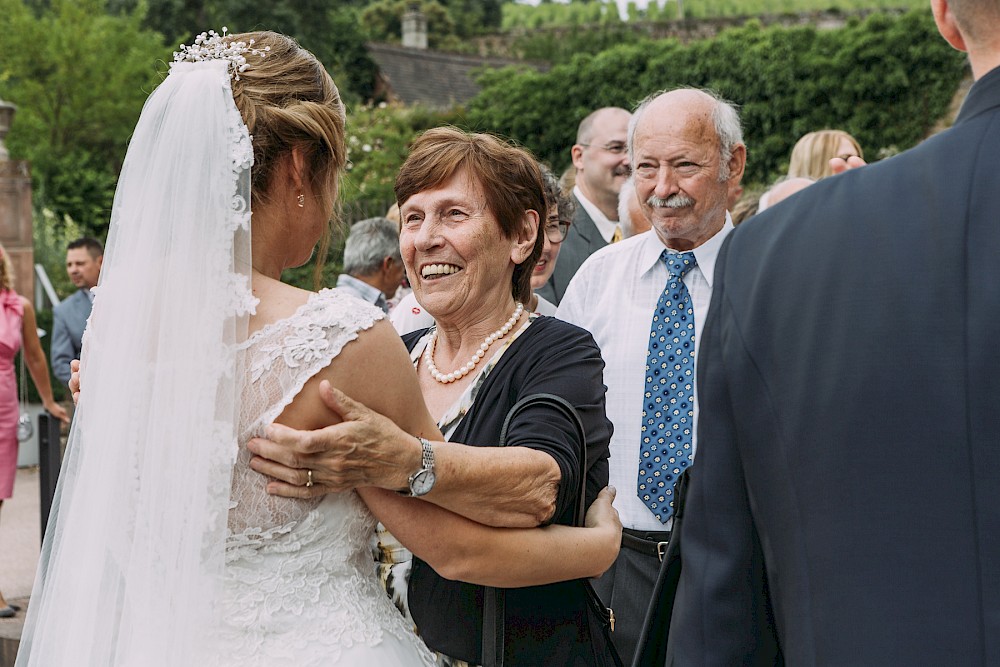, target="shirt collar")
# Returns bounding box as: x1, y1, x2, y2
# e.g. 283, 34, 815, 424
573, 185, 619, 243
638, 212, 734, 287
336, 273, 385, 307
